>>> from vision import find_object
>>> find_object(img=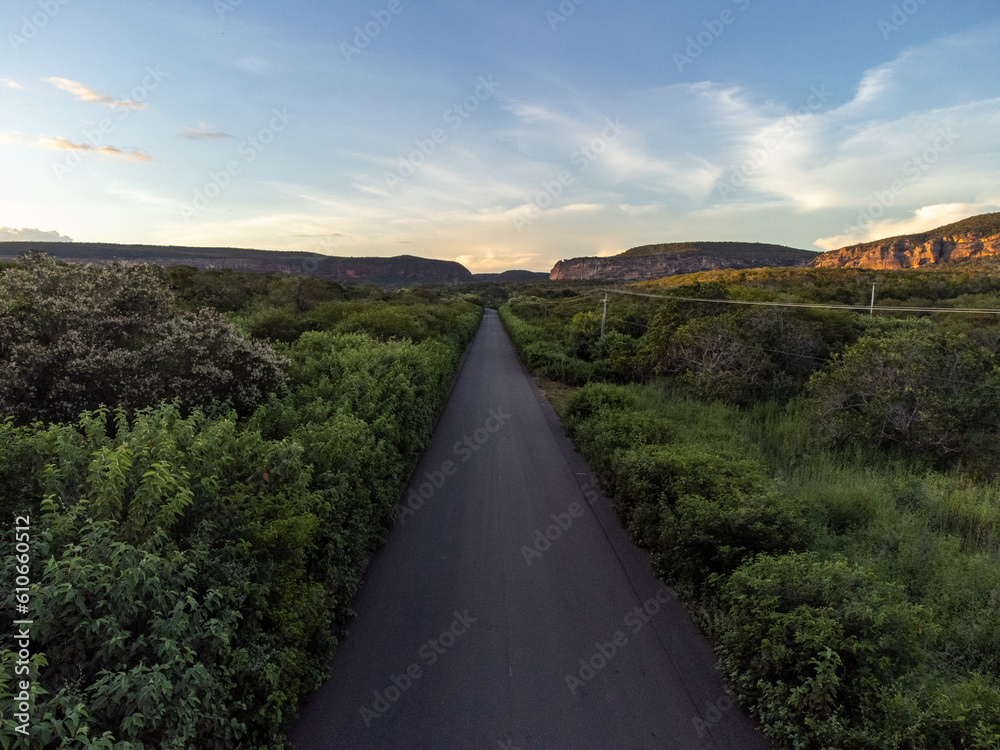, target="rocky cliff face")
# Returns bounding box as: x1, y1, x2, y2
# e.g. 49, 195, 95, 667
550, 252, 812, 281
811, 231, 1000, 270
